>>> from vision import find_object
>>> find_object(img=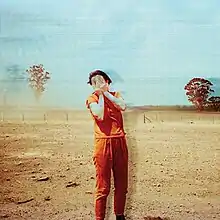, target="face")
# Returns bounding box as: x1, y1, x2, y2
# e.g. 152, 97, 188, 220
91, 75, 109, 89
